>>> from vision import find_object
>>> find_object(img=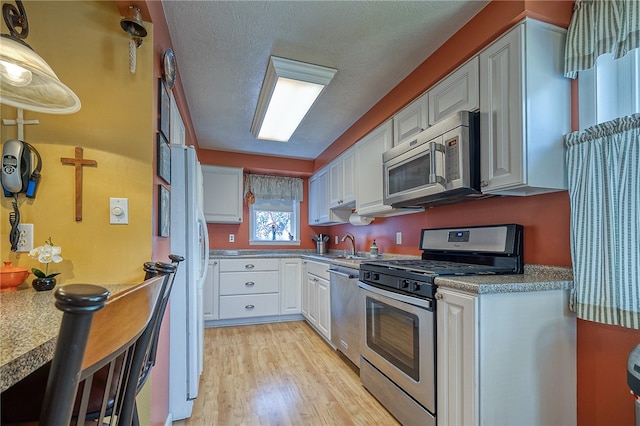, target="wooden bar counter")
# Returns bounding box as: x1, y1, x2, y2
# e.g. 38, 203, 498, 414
0, 283, 133, 392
